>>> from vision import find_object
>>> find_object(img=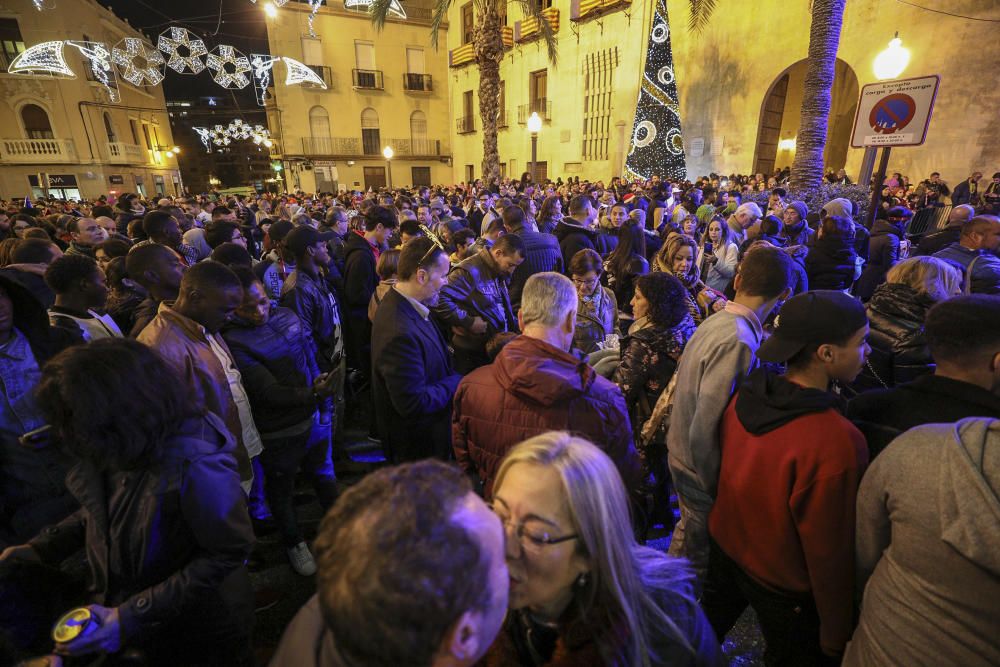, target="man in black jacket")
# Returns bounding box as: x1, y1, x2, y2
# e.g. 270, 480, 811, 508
847, 295, 1000, 458
434, 234, 524, 374
553, 194, 605, 270
372, 238, 462, 462
0, 238, 62, 308
224, 267, 340, 576
914, 204, 974, 256
343, 205, 396, 386
504, 205, 562, 312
